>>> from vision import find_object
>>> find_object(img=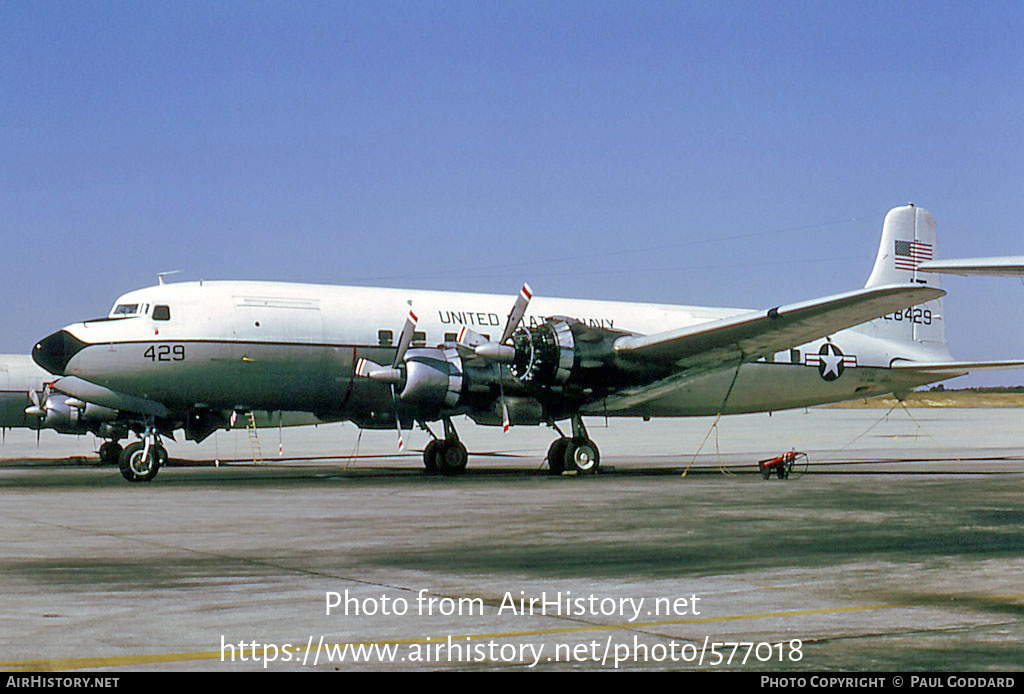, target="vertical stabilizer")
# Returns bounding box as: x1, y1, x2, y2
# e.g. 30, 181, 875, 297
854, 205, 950, 357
